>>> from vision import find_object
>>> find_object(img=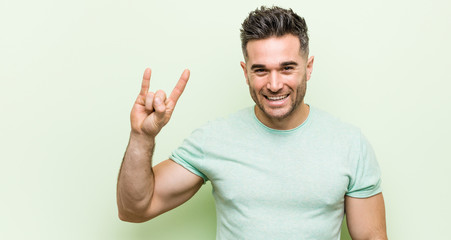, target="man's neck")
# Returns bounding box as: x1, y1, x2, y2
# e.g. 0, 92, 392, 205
254, 103, 310, 130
